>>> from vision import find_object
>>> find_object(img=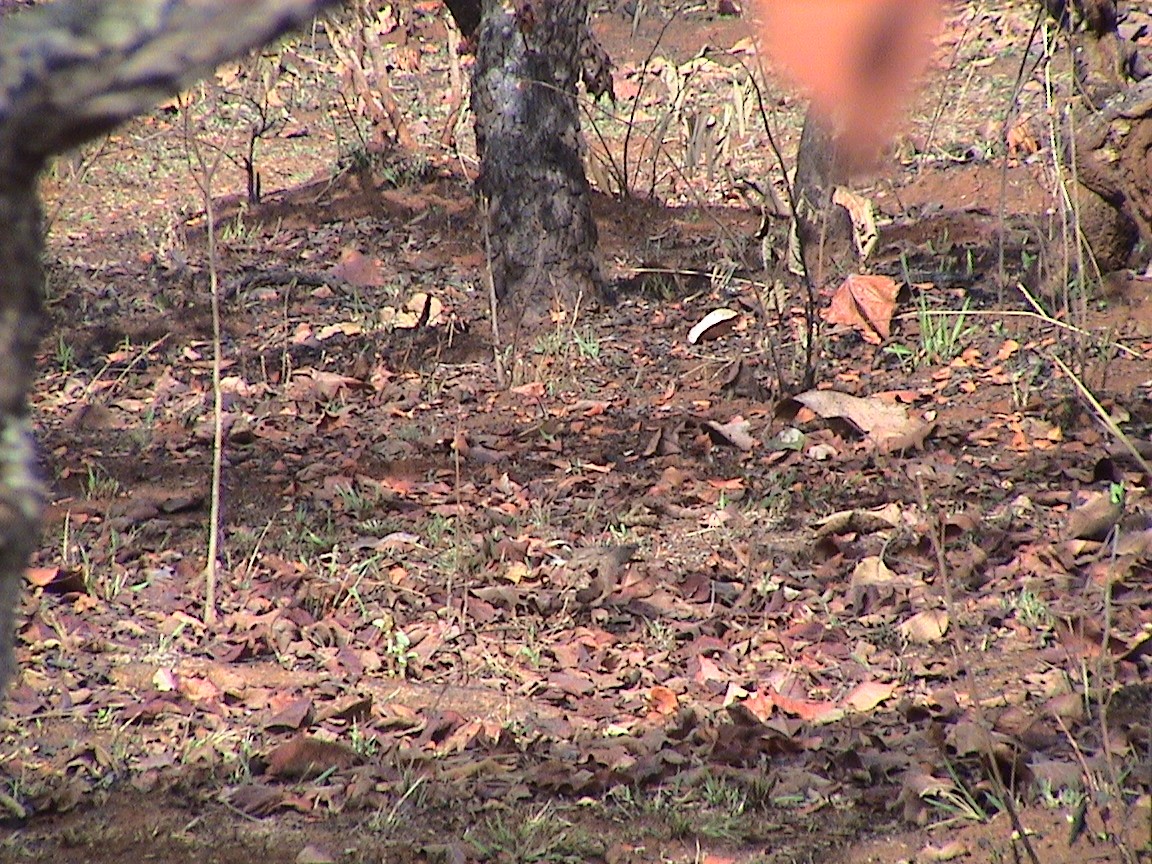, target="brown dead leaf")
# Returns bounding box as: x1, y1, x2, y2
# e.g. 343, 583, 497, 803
899, 609, 949, 643
771, 689, 844, 724
648, 685, 679, 716
789, 389, 929, 450
825, 274, 898, 344
818, 503, 904, 536
851, 556, 898, 587
287, 369, 362, 401
27, 565, 87, 594
920, 841, 970, 862
1066, 488, 1123, 541
296, 844, 338, 864
266, 736, 360, 780
329, 246, 383, 288
842, 680, 896, 713
832, 187, 878, 258
316, 321, 365, 341
228, 783, 286, 817
898, 770, 953, 825
510, 382, 546, 400
688, 307, 740, 343
265, 696, 314, 732
703, 416, 757, 451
